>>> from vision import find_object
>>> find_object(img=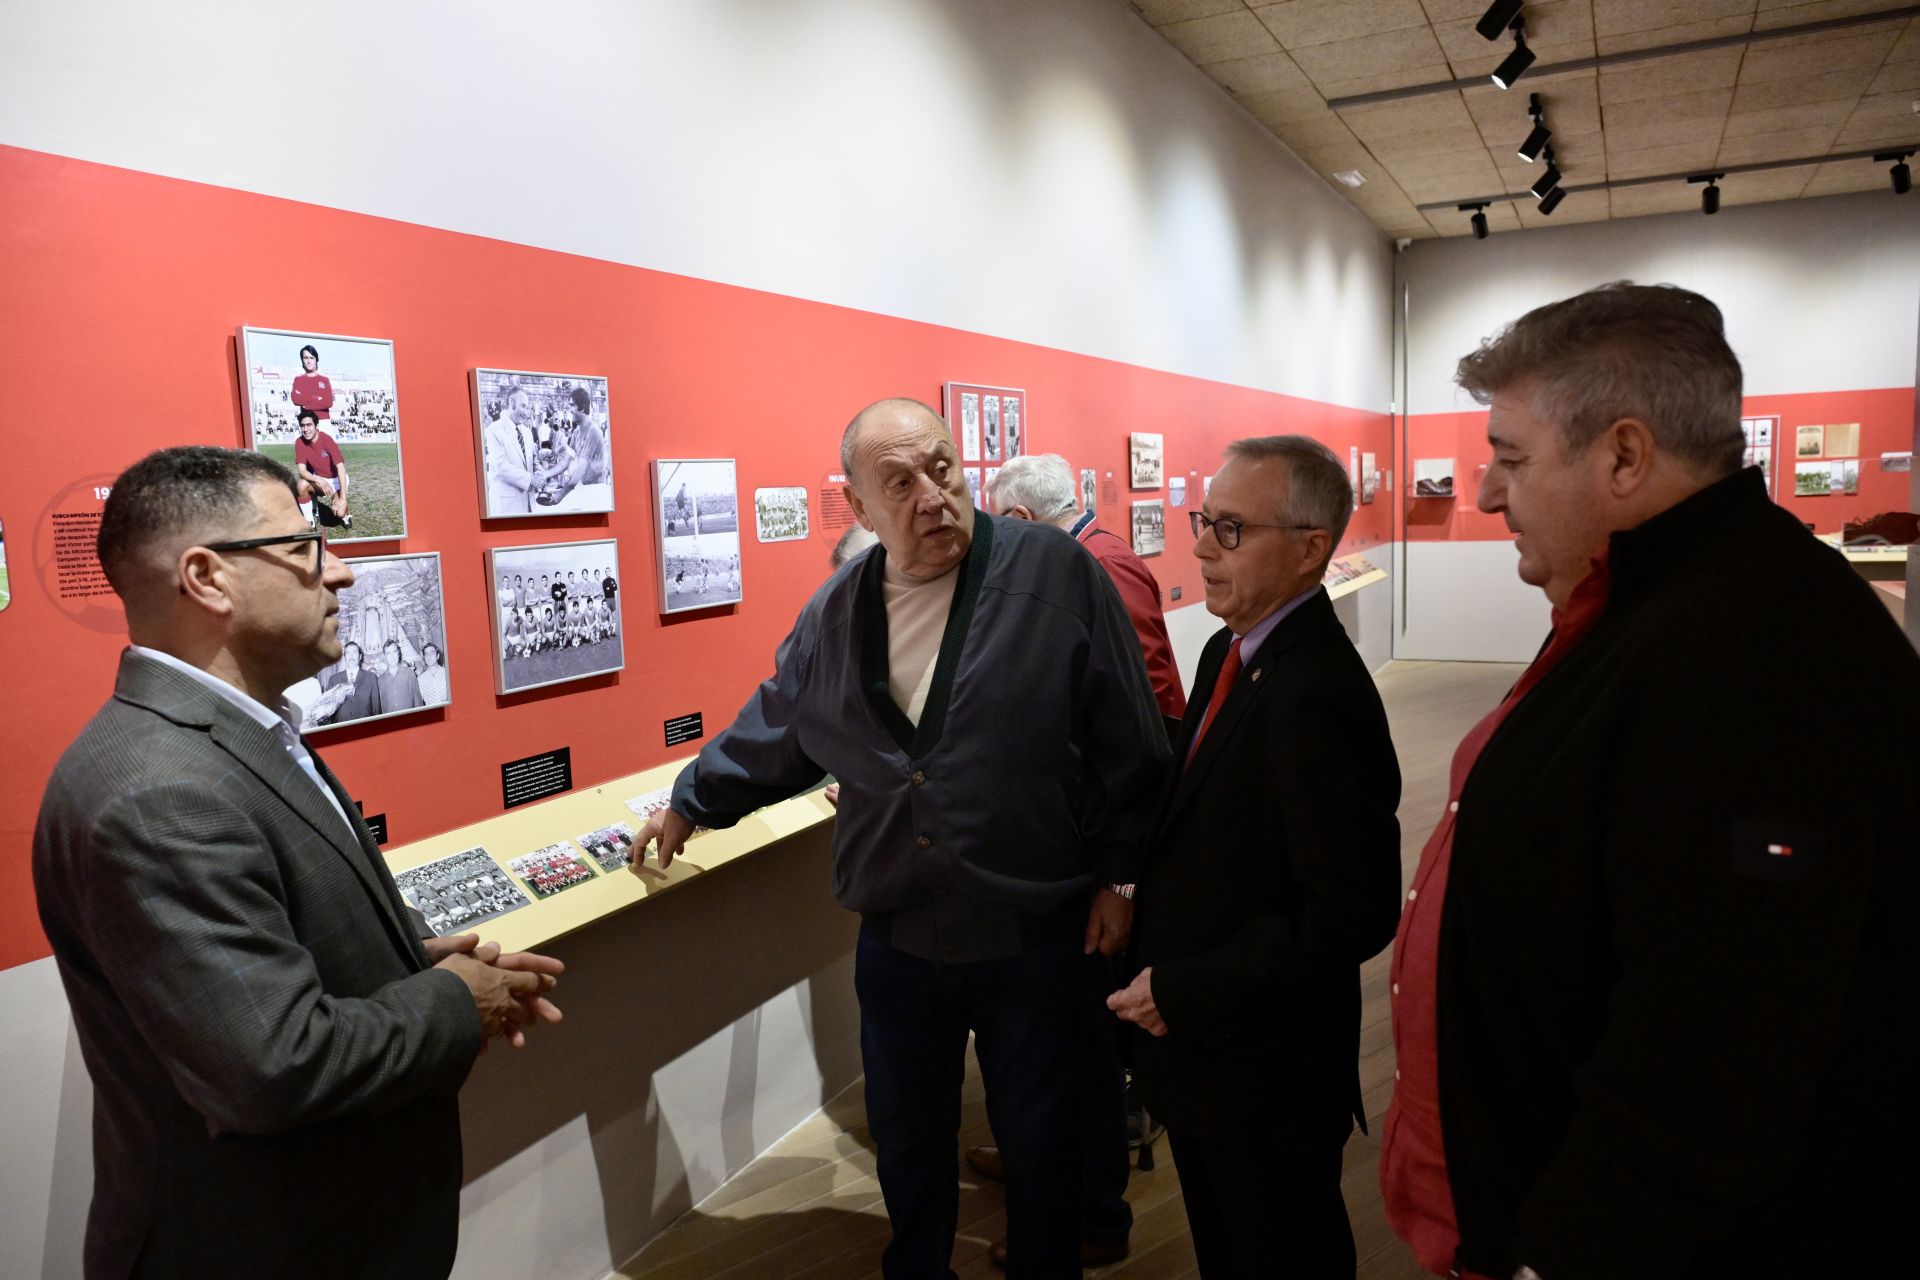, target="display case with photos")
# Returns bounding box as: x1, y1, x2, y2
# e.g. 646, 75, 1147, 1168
487, 538, 625, 694
470, 368, 614, 518
238, 326, 408, 542
287, 551, 449, 734
654, 459, 743, 614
